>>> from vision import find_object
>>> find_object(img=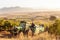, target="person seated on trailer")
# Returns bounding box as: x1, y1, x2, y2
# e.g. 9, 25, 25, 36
34, 25, 40, 35
30, 23, 36, 36
39, 24, 44, 32
30, 23, 36, 30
